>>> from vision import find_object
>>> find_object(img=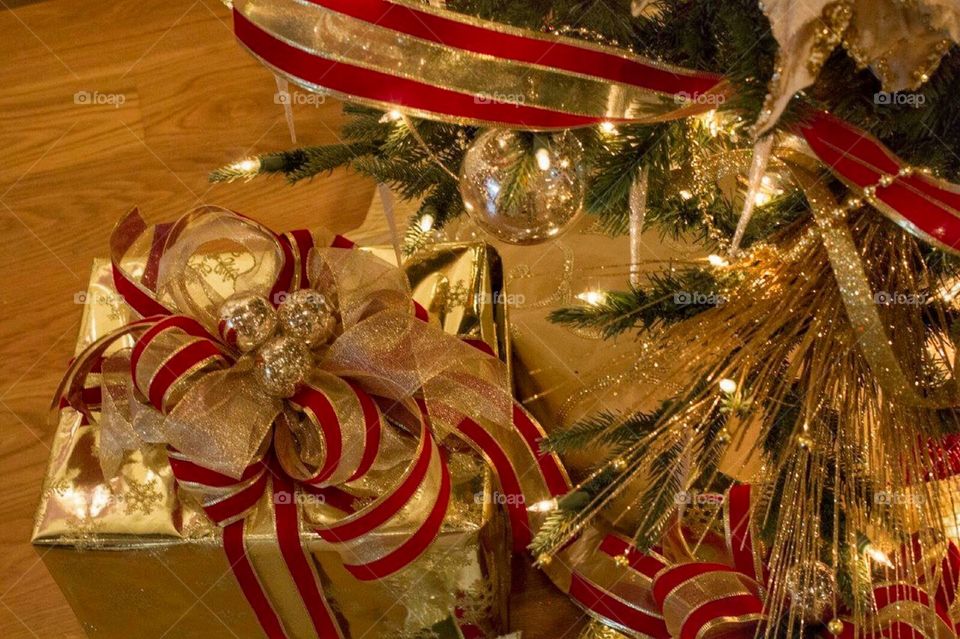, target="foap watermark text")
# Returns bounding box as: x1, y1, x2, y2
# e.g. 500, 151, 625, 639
674, 291, 727, 307
874, 92, 926, 108
873, 291, 930, 306
275, 91, 326, 107
74, 90, 126, 108
674, 490, 724, 506
475, 92, 526, 107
